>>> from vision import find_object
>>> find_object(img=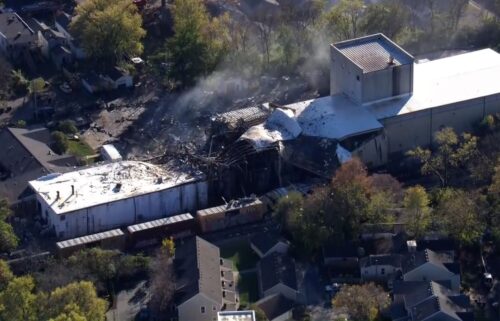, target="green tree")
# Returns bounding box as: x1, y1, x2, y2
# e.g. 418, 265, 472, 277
40, 281, 107, 321
0, 276, 37, 321
250, 305, 269, 321
332, 283, 390, 321
70, 0, 145, 66
0, 198, 18, 253
274, 191, 304, 233
407, 127, 478, 186
49, 304, 87, 321
403, 186, 431, 238
167, 0, 229, 87
59, 120, 78, 135
361, 1, 410, 38
434, 188, 484, 245
161, 237, 175, 257
325, 0, 365, 40
0, 260, 13, 291
51, 131, 69, 154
